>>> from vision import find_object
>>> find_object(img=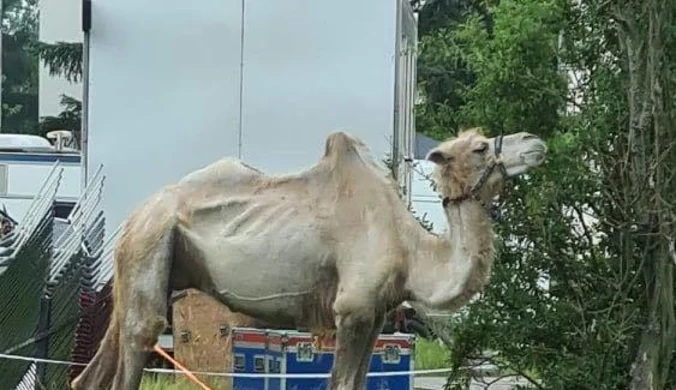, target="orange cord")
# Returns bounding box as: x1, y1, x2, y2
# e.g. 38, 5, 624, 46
152, 344, 213, 390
